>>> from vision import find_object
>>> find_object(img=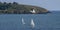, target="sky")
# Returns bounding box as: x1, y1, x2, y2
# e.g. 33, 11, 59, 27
0, 0, 60, 11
